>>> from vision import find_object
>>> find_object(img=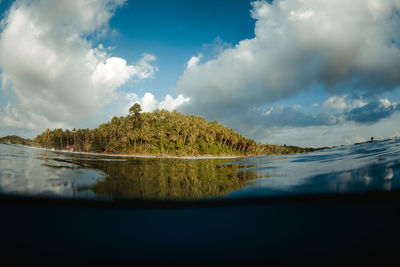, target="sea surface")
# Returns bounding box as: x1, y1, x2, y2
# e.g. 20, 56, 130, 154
0, 139, 399, 200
